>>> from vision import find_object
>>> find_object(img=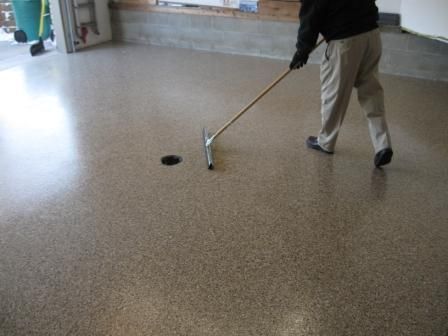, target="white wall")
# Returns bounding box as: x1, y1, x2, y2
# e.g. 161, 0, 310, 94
49, 0, 71, 53
377, 0, 402, 13
401, 0, 448, 40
